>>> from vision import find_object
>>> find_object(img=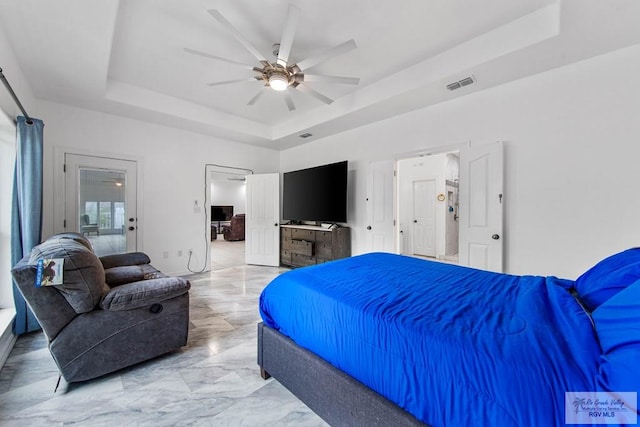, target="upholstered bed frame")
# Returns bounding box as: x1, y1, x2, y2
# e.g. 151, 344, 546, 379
257, 322, 427, 427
